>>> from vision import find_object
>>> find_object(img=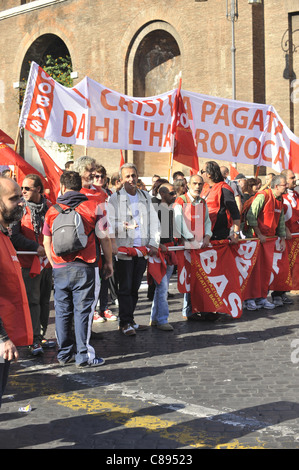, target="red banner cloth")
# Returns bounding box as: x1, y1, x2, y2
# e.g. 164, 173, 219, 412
241, 238, 276, 300
230, 239, 260, 301
0, 232, 33, 346
117, 246, 167, 285
190, 241, 243, 318
269, 238, 292, 291
286, 235, 299, 290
